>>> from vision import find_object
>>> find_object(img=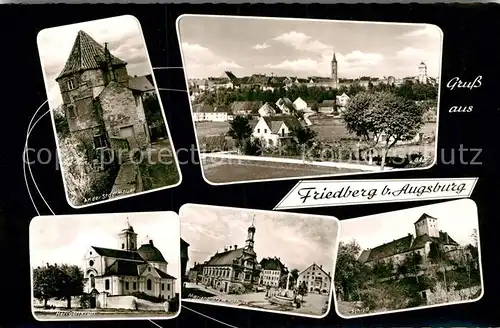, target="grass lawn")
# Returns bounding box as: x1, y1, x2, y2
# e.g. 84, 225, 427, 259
202, 159, 362, 183
195, 121, 230, 138
138, 161, 180, 190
